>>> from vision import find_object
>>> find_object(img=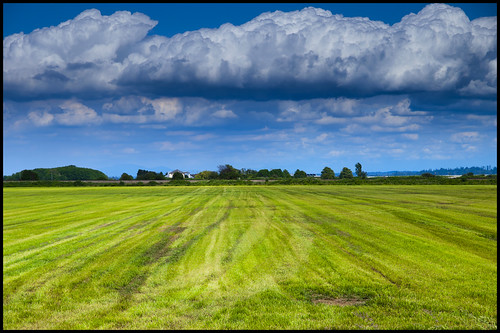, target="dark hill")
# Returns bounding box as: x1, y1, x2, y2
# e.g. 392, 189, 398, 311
4, 165, 108, 181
